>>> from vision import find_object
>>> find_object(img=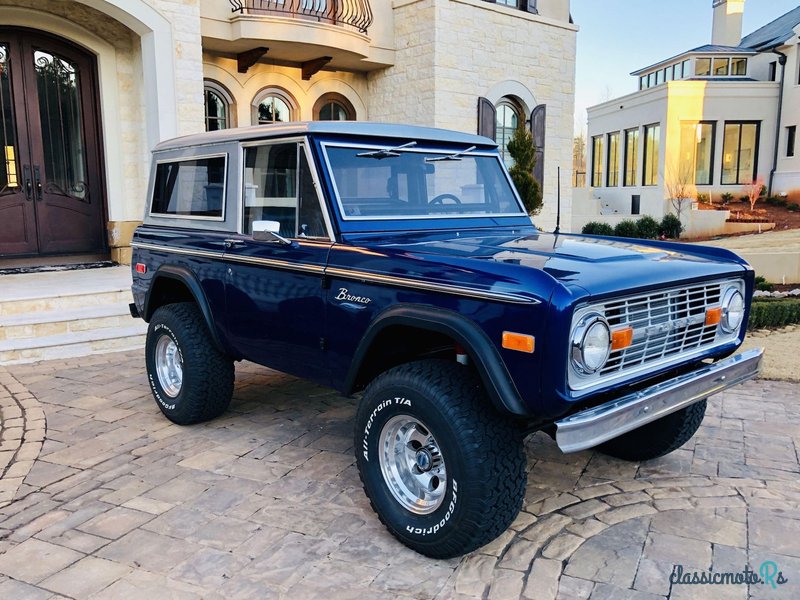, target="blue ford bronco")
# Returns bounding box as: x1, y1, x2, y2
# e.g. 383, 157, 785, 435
131, 122, 763, 558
